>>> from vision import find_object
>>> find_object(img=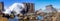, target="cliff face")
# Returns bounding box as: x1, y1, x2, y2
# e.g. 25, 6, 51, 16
0, 2, 4, 11
23, 3, 34, 13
